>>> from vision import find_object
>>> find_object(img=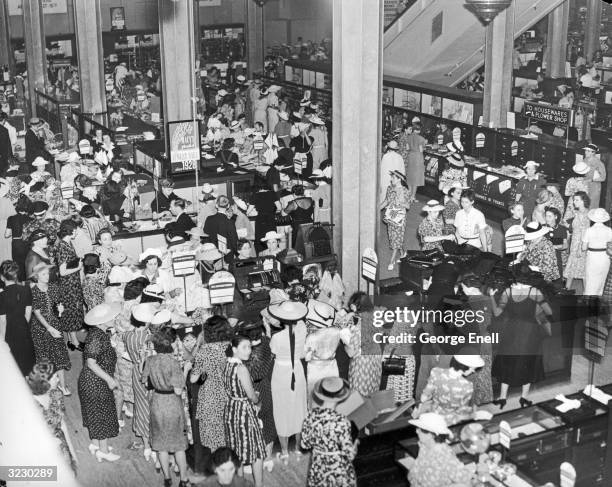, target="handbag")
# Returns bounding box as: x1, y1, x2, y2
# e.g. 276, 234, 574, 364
384, 207, 406, 226
381, 348, 406, 376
